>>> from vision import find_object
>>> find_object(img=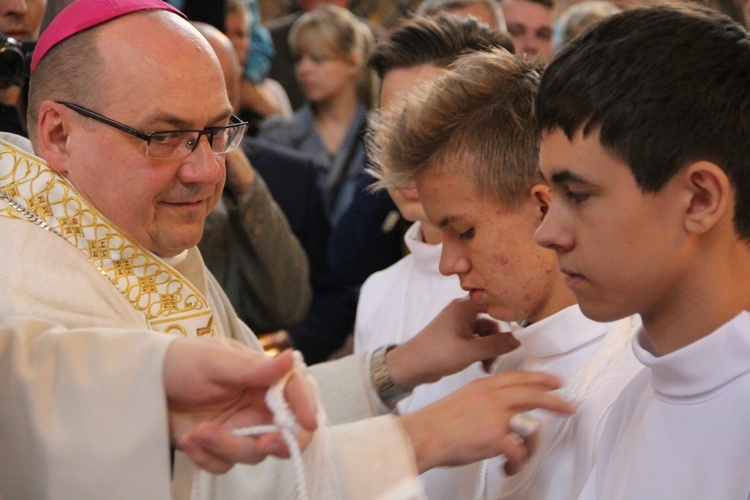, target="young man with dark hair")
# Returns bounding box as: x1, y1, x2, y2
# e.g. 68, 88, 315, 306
534, 4, 750, 497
